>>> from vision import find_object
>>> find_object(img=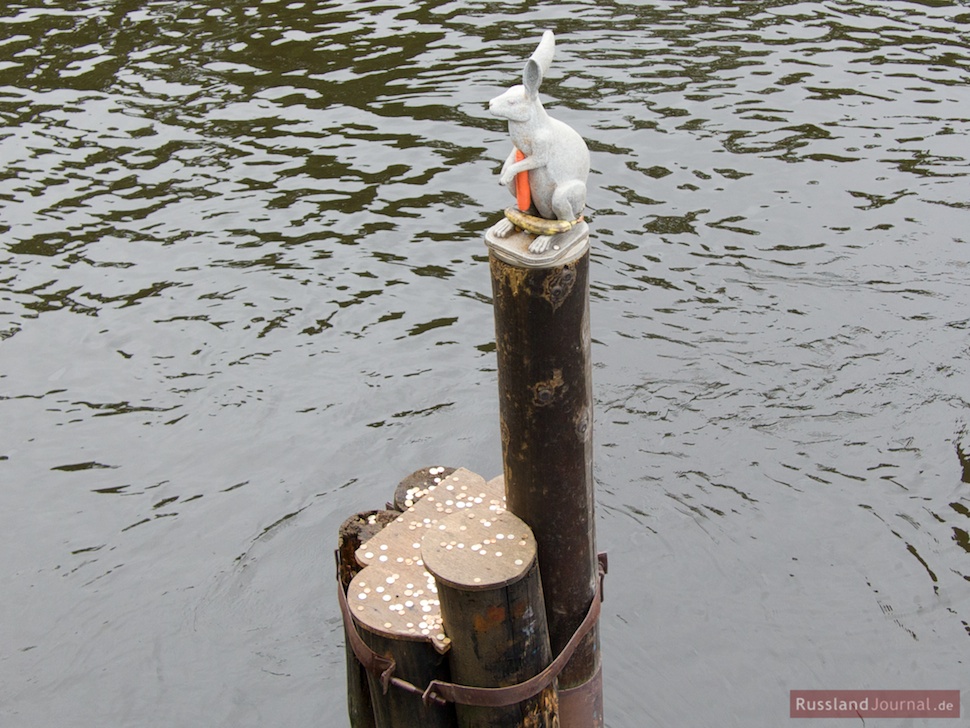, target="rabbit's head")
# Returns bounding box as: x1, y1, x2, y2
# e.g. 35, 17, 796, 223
488, 31, 555, 123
